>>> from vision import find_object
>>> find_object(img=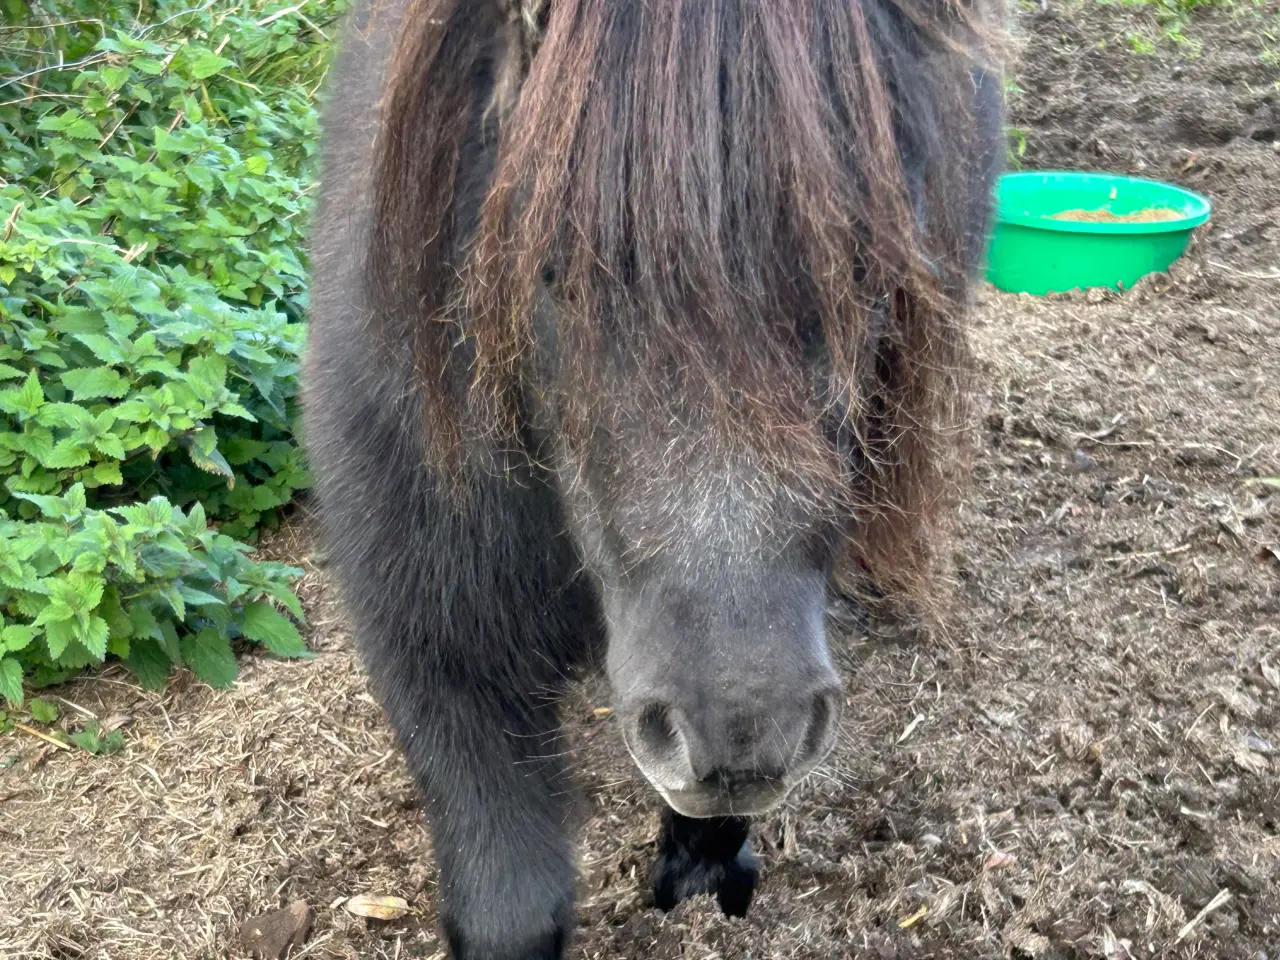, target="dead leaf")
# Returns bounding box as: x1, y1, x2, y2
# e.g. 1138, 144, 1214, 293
1100, 925, 1133, 960
1245, 731, 1276, 755
897, 713, 925, 743
1261, 659, 1280, 692
1212, 684, 1260, 719
1004, 924, 1051, 956
1055, 723, 1095, 761
985, 851, 1018, 871
898, 905, 928, 928
344, 894, 410, 921
239, 900, 314, 960
957, 808, 1015, 830
101, 713, 132, 734
1232, 746, 1270, 776
980, 705, 1017, 728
